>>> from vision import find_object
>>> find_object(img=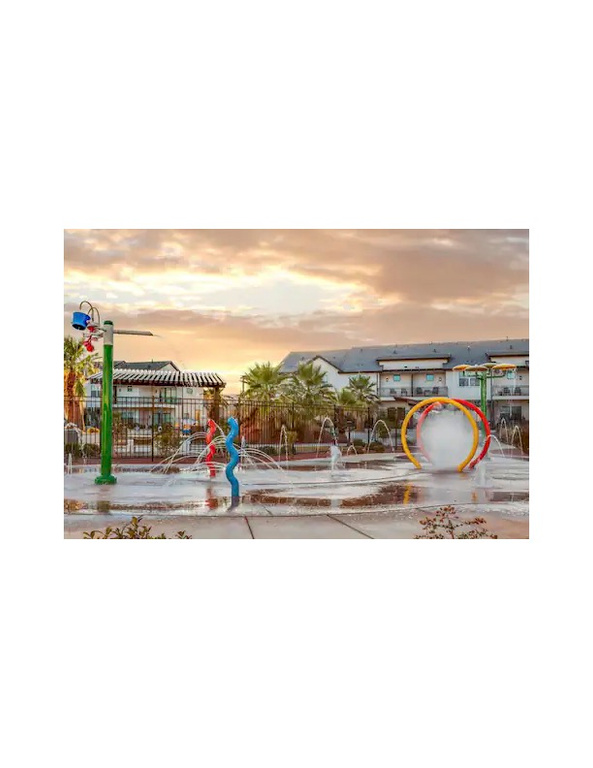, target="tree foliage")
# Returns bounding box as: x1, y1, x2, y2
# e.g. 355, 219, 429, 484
240, 362, 288, 402
344, 374, 379, 404
64, 335, 98, 399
